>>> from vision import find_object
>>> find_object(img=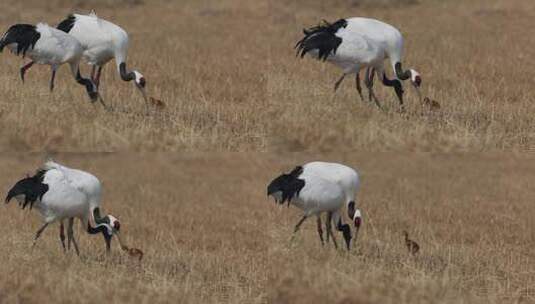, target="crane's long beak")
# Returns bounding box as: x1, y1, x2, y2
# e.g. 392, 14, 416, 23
113, 229, 127, 250
412, 83, 423, 103
136, 85, 149, 106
